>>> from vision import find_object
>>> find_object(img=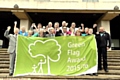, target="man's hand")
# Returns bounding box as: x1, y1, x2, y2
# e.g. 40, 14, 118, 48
81, 23, 84, 27
43, 26, 45, 29
93, 24, 97, 28
66, 23, 68, 26
31, 23, 35, 27
14, 21, 17, 25
34, 25, 37, 28
43, 29, 46, 32
96, 32, 99, 34
7, 26, 11, 31
36, 29, 39, 33
107, 47, 109, 50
